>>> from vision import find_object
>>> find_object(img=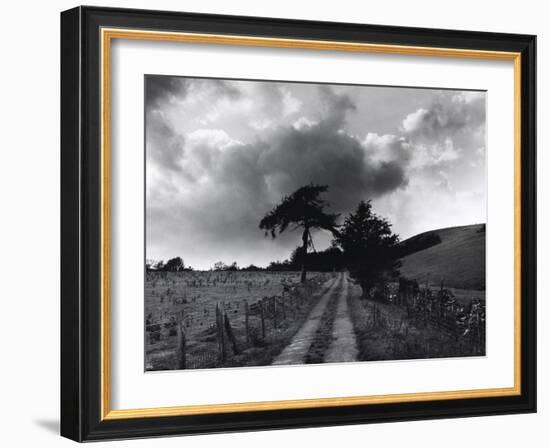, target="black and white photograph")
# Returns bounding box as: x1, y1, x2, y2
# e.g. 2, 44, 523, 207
144, 76, 487, 371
